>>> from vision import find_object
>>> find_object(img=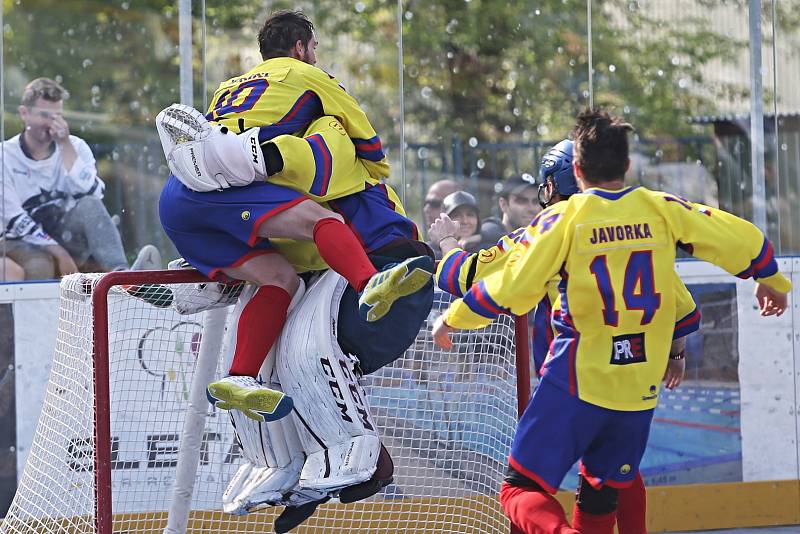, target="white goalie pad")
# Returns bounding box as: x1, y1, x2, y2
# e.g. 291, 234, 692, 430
222, 414, 310, 514
276, 271, 381, 492
167, 258, 244, 315
221, 280, 315, 514
155, 103, 266, 192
